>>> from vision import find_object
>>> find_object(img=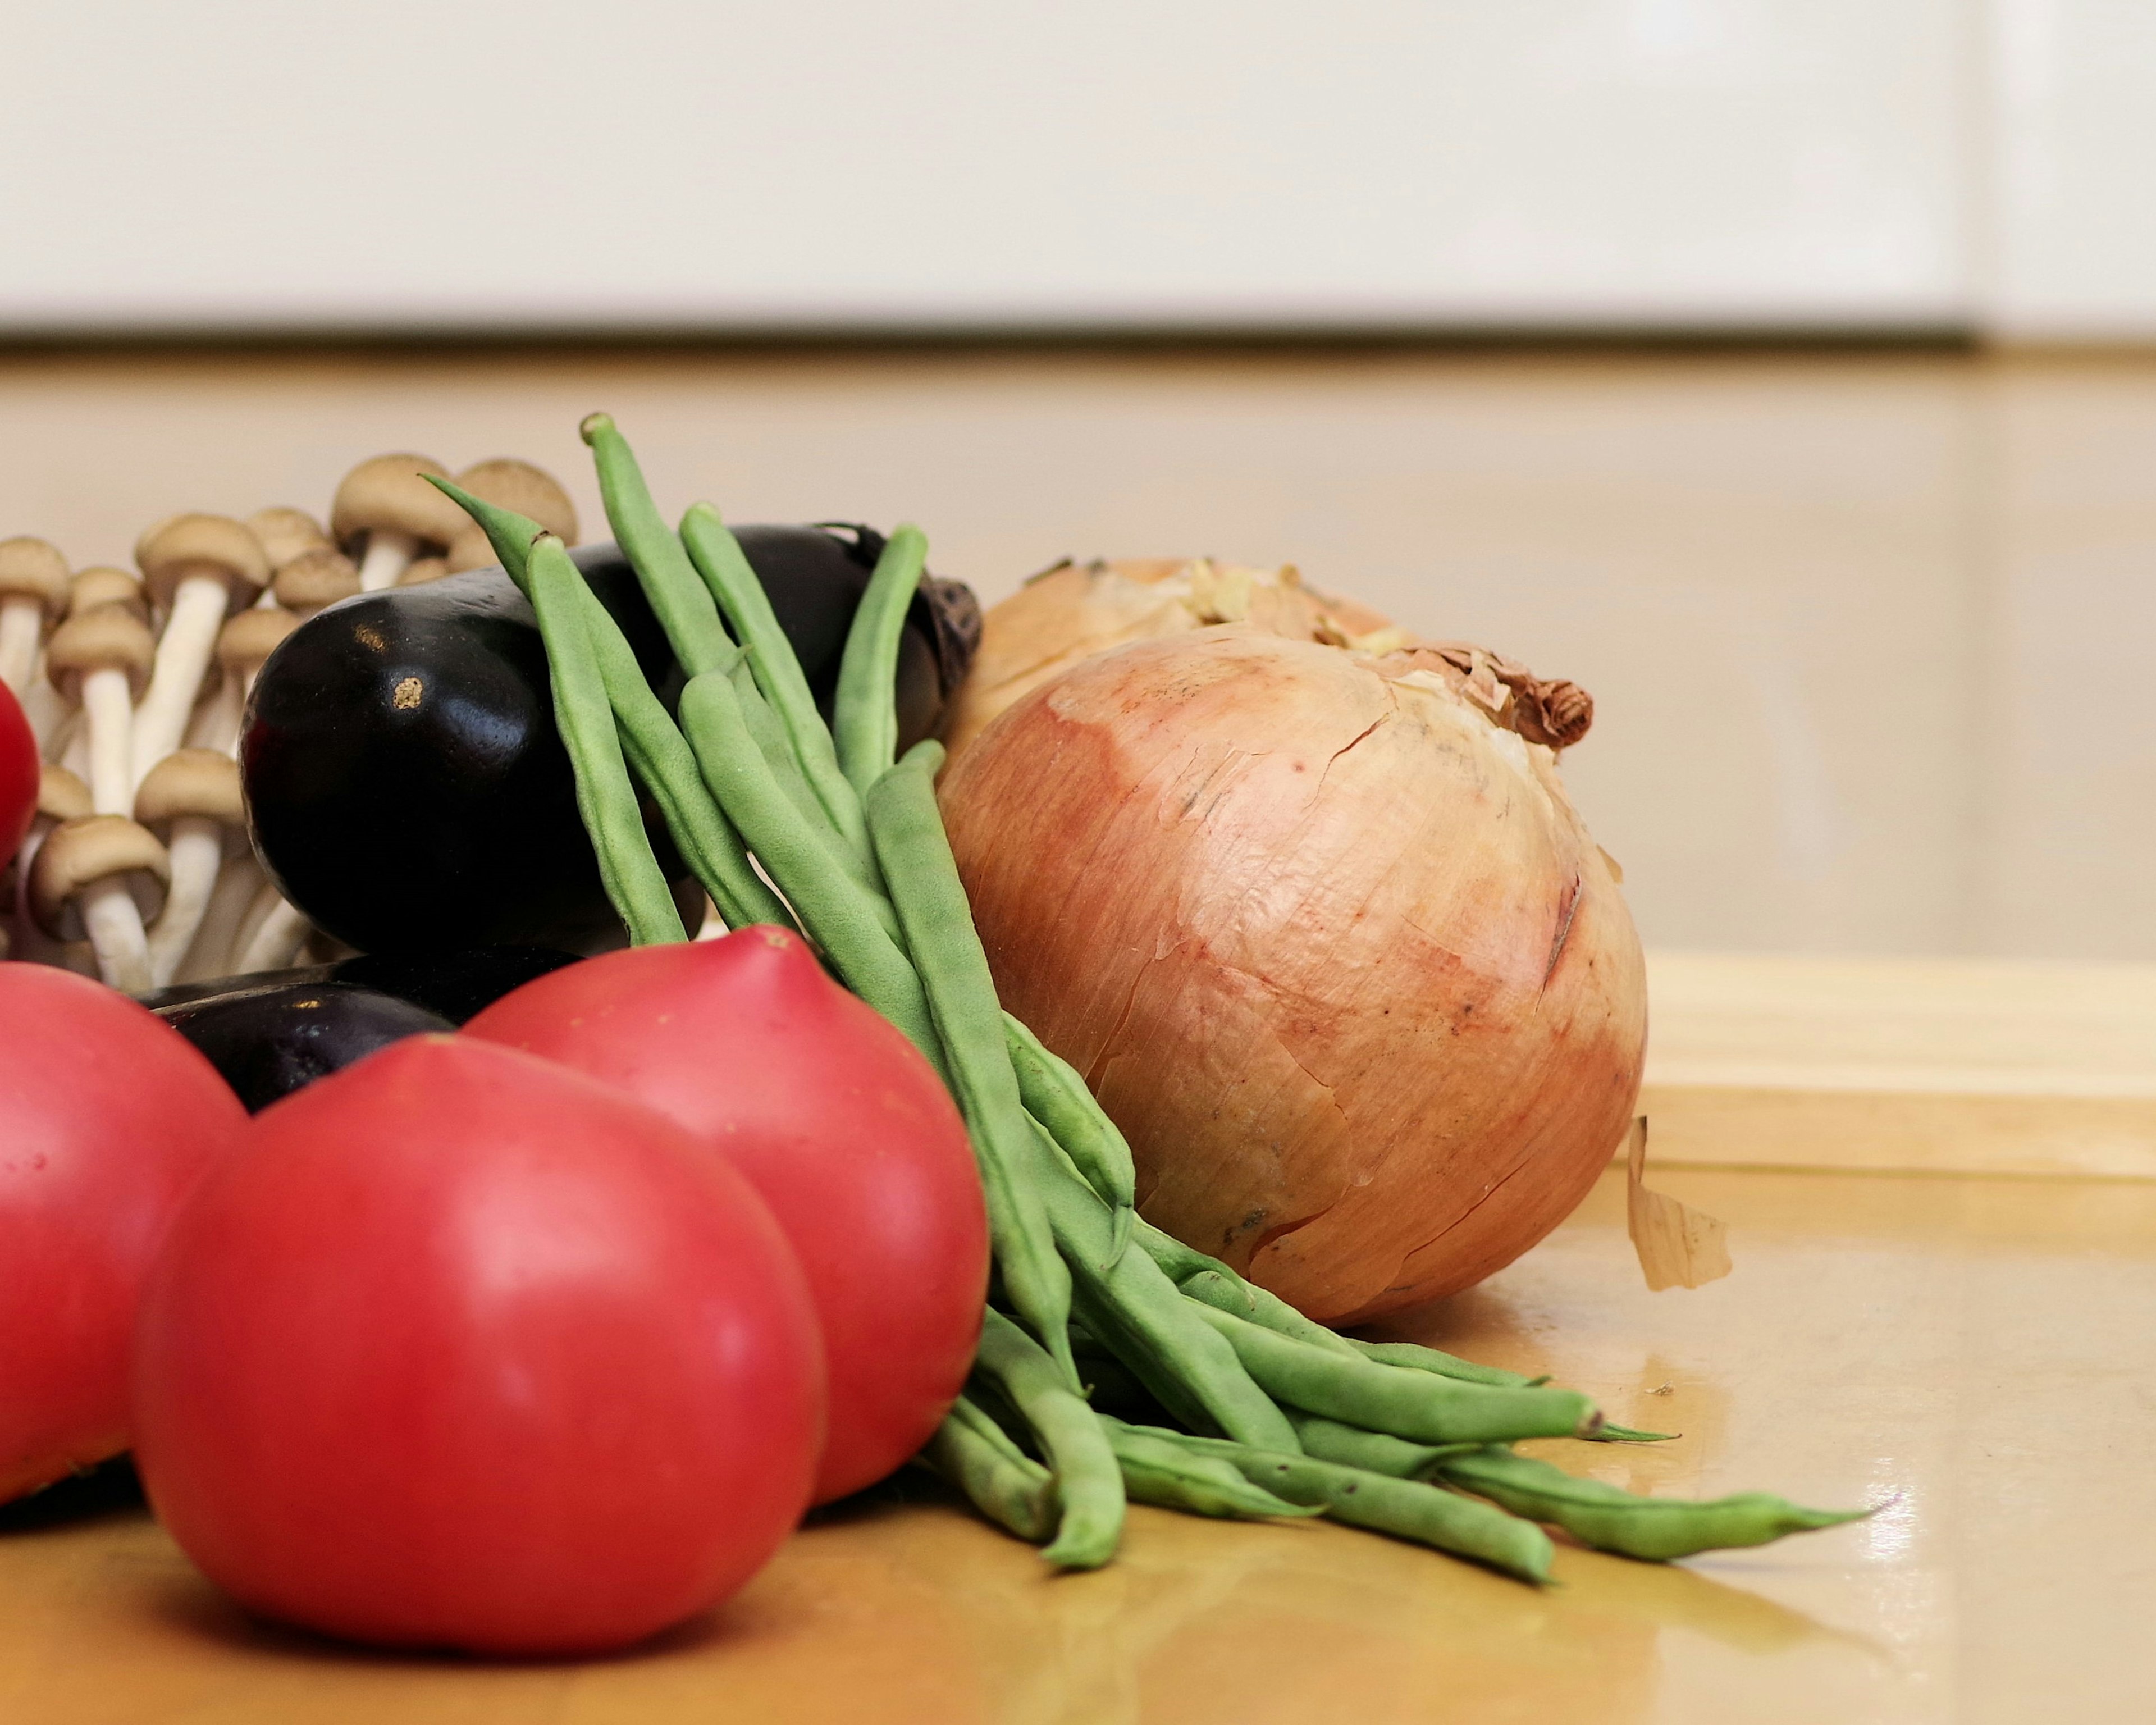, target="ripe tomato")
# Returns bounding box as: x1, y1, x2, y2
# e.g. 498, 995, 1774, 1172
0, 679, 34, 866
131, 1036, 824, 1656
465, 926, 988, 1504
0, 964, 247, 1503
